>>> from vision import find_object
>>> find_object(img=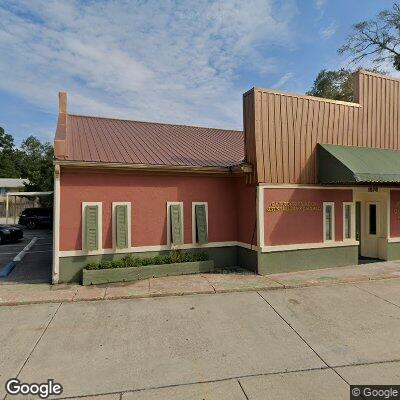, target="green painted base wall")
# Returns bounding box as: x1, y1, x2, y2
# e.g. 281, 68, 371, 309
386, 242, 400, 261
237, 246, 258, 273
258, 245, 358, 275
58, 244, 359, 283
59, 246, 248, 283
